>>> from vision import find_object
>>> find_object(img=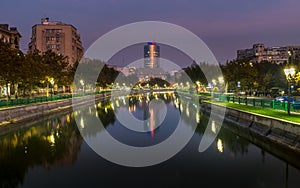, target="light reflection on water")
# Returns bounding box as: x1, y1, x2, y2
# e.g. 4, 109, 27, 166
0, 92, 299, 188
